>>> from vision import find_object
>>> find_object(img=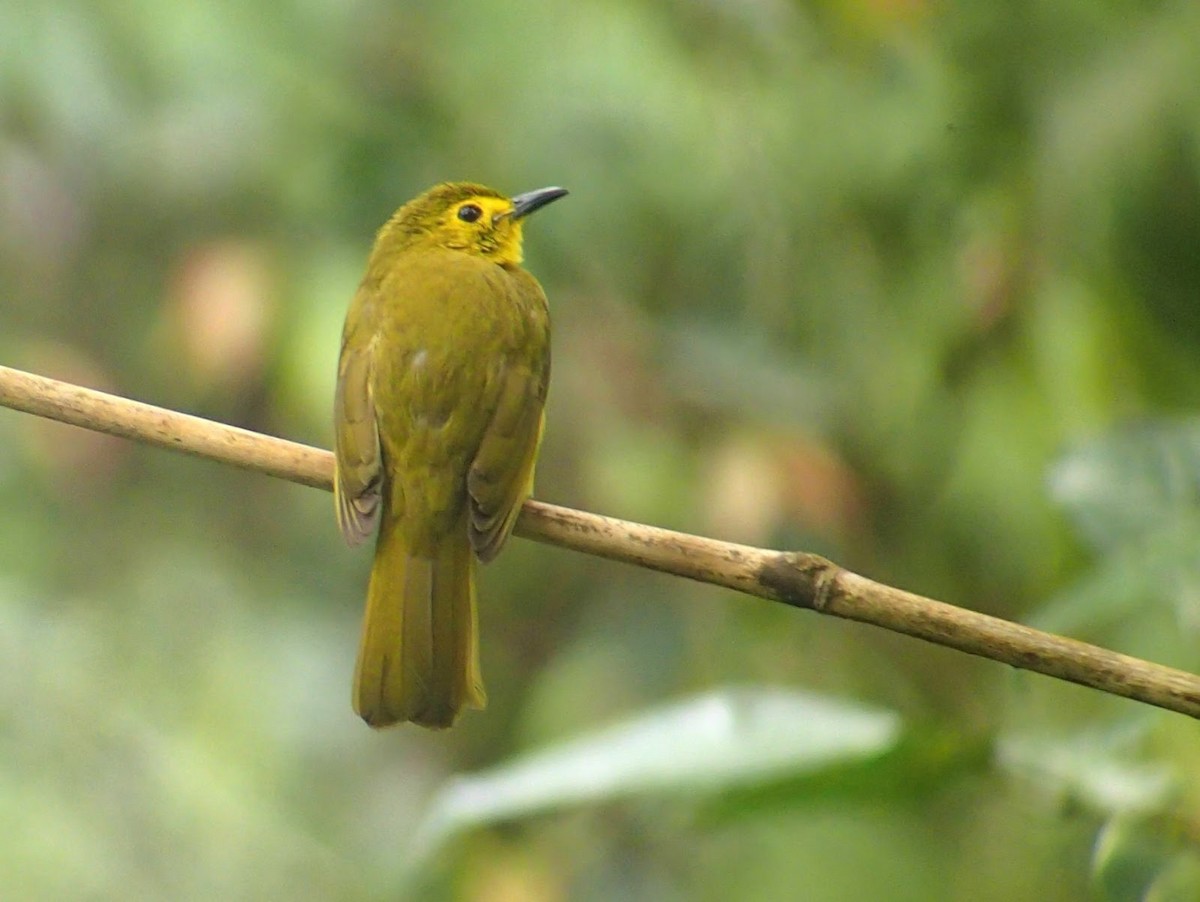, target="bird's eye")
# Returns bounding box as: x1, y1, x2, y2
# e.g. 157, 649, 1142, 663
457, 204, 482, 223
